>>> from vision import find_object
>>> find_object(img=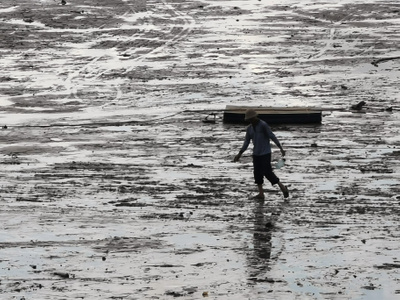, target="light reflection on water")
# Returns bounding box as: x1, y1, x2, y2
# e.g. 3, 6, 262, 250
0, 98, 13, 106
